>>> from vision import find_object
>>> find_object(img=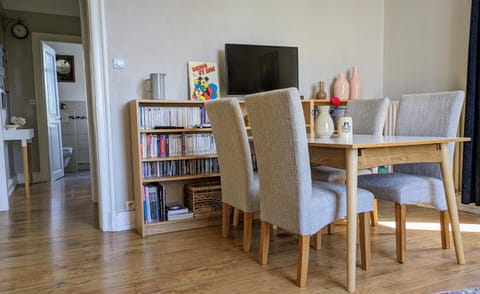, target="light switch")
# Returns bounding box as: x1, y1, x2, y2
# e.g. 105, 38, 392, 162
113, 58, 125, 69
